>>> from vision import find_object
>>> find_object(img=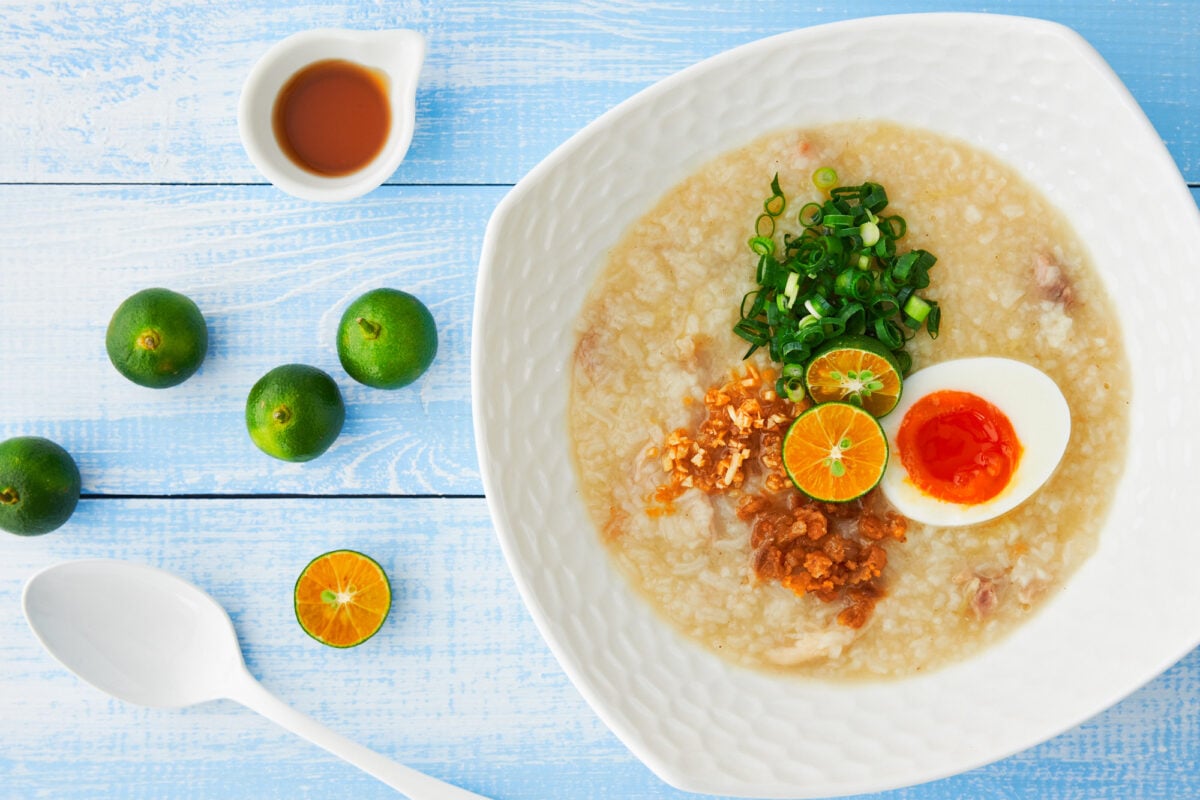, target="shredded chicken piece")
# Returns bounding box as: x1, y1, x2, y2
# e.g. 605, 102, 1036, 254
970, 577, 1000, 619
955, 568, 1010, 620
1011, 556, 1051, 606
1033, 252, 1074, 307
